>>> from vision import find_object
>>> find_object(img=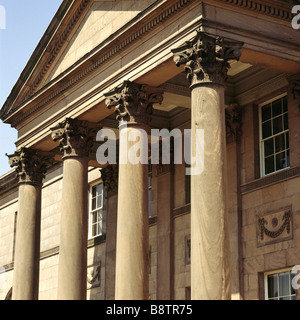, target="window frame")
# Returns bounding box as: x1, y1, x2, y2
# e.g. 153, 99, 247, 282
88, 181, 104, 240
259, 93, 289, 177
264, 267, 296, 300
